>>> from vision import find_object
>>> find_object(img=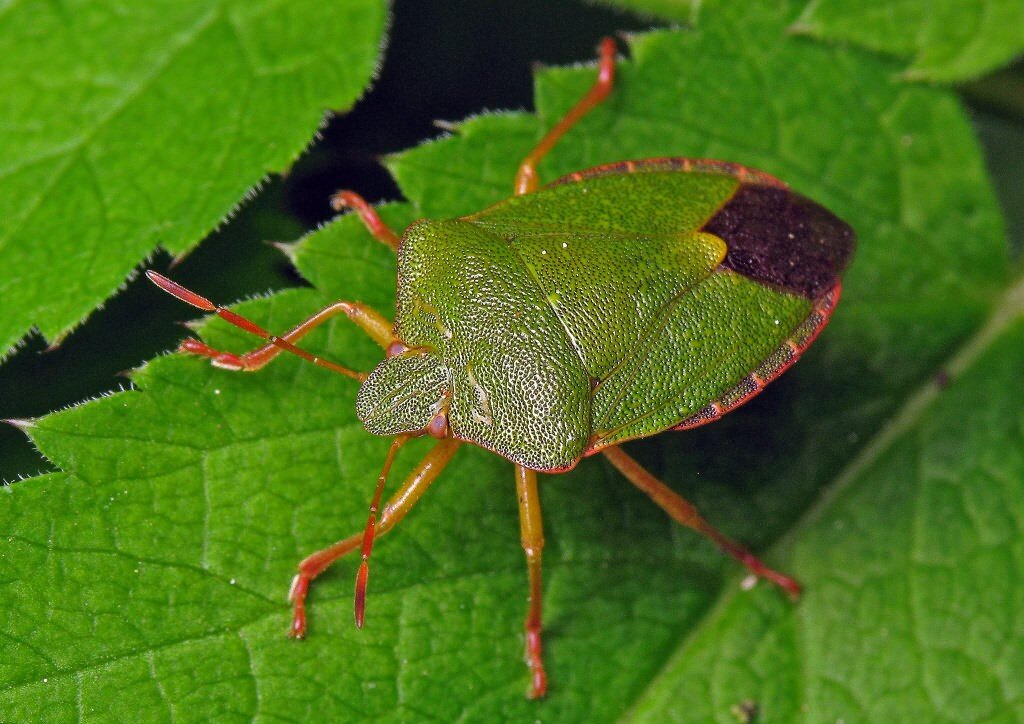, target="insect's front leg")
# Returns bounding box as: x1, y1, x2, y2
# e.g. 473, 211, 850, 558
330, 190, 401, 252
515, 465, 548, 698
513, 36, 617, 196
180, 300, 394, 372
147, 271, 394, 377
